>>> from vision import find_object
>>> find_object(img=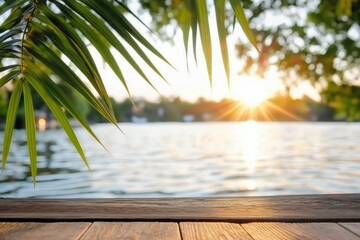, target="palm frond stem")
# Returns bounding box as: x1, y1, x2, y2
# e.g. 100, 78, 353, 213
20, 5, 35, 74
